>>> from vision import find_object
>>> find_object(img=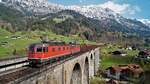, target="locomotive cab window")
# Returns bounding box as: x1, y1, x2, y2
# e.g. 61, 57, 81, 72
43, 47, 48, 52
29, 46, 35, 52
36, 47, 43, 52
